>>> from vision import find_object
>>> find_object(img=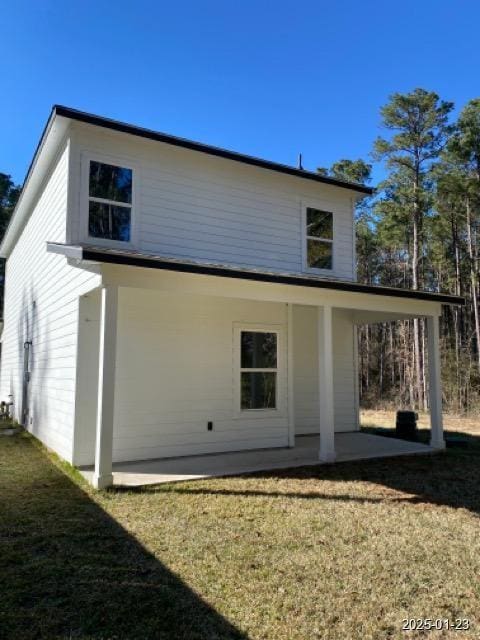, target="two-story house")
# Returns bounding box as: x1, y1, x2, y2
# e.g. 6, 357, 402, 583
0, 106, 462, 488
